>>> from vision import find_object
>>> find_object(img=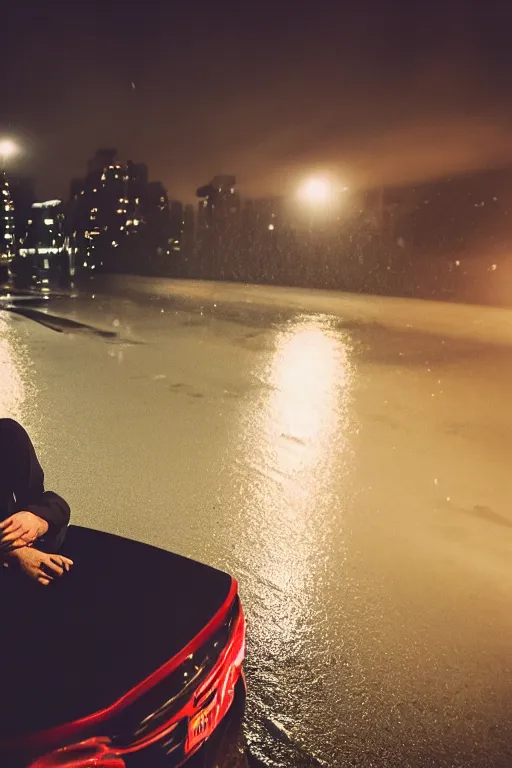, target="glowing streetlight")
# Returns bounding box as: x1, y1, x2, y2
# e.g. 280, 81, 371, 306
297, 176, 333, 207
0, 139, 19, 164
